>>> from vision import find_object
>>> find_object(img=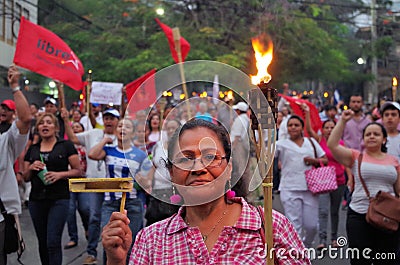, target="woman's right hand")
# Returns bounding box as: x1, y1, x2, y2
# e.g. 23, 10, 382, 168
300, 103, 310, 112
29, 160, 46, 171
60, 108, 69, 121
102, 211, 132, 265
